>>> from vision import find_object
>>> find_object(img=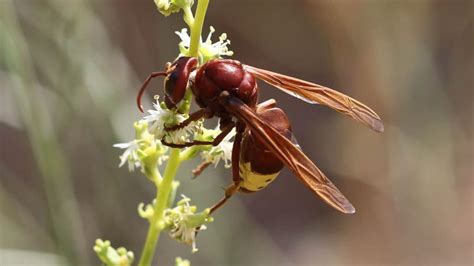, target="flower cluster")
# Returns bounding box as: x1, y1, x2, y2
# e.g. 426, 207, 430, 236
115, 100, 235, 173
164, 195, 213, 252
141, 99, 202, 144
176, 26, 234, 62
114, 98, 234, 254
113, 121, 168, 176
